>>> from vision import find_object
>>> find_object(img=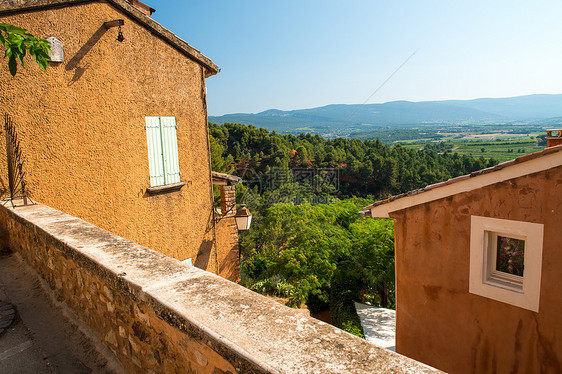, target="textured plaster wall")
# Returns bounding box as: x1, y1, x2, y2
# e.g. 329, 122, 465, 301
391, 166, 562, 374
0, 2, 216, 269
